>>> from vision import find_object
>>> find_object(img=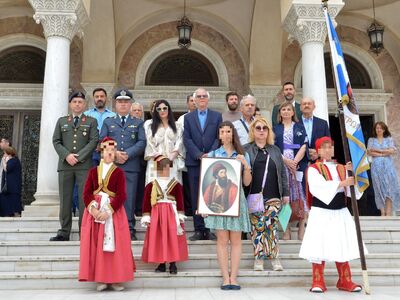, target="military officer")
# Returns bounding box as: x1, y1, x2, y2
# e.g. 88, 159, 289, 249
100, 88, 146, 240
50, 91, 99, 241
